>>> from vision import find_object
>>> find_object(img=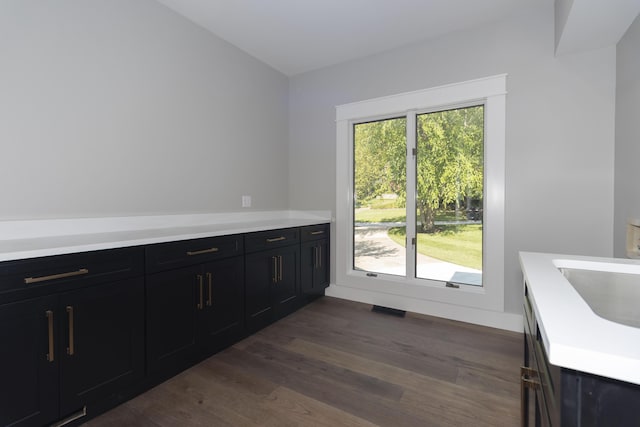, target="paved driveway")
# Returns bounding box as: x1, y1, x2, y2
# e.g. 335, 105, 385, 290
354, 223, 481, 285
